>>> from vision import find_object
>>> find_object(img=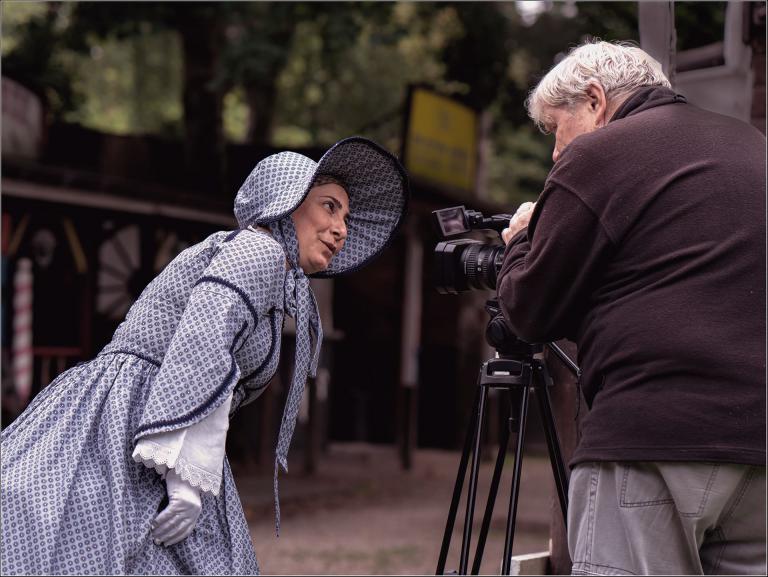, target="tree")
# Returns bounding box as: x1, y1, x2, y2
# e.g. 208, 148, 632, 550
62, 2, 227, 194
3, 2, 730, 204
216, 2, 393, 145
2, 3, 80, 119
